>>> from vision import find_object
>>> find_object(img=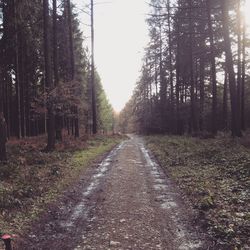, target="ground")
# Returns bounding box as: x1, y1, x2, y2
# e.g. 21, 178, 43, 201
0, 134, 124, 249
145, 135, 250, 249
16, 136, 209, 250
